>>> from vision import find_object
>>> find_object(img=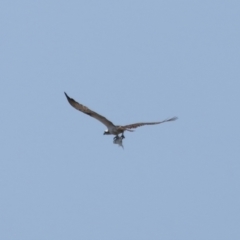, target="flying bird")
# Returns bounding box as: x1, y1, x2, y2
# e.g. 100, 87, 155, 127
64, 92, 177, 142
